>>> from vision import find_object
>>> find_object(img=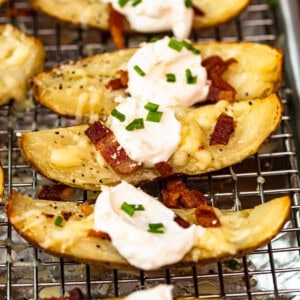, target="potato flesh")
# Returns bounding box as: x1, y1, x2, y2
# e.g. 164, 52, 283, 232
20, 94, 282, 191
32, 42, 283, 120
6, 191, 291, 269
